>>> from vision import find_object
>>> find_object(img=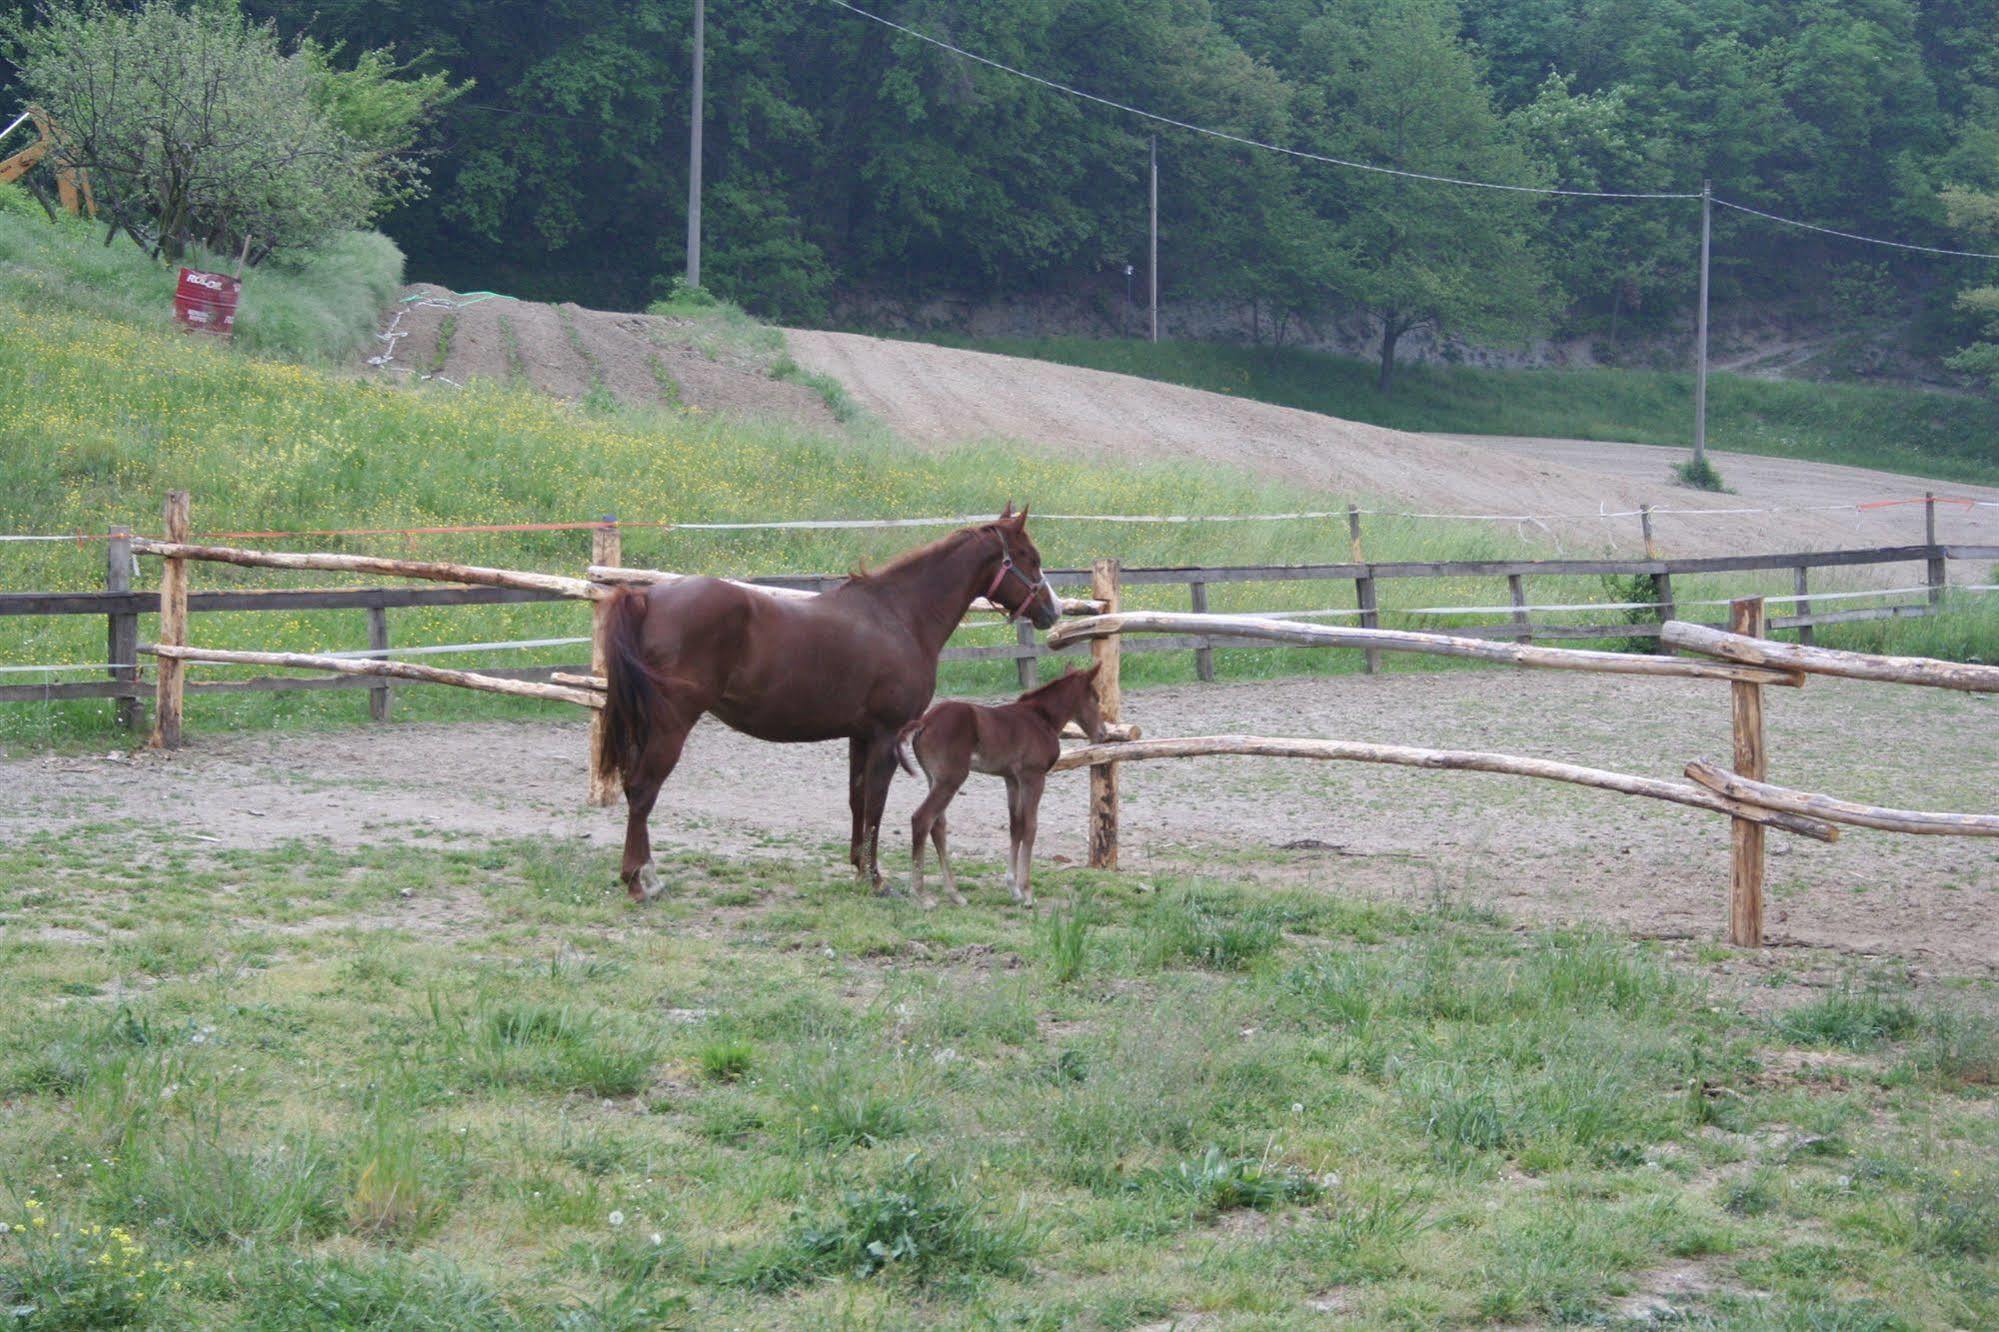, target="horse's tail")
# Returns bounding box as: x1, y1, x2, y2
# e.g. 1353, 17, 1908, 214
895, 719, 925, 777
595, 586, 676, 789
